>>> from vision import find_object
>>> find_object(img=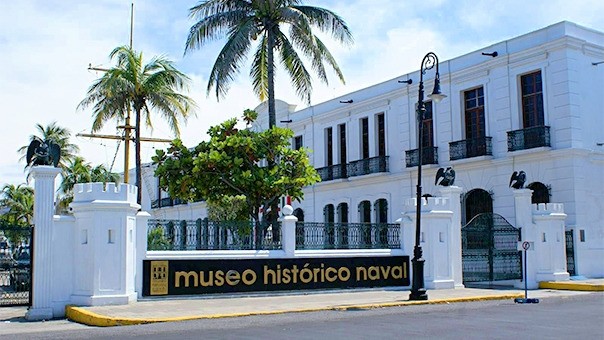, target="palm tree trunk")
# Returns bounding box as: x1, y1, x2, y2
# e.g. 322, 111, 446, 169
135, 106, 143, 205
267, 29, 276, 130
